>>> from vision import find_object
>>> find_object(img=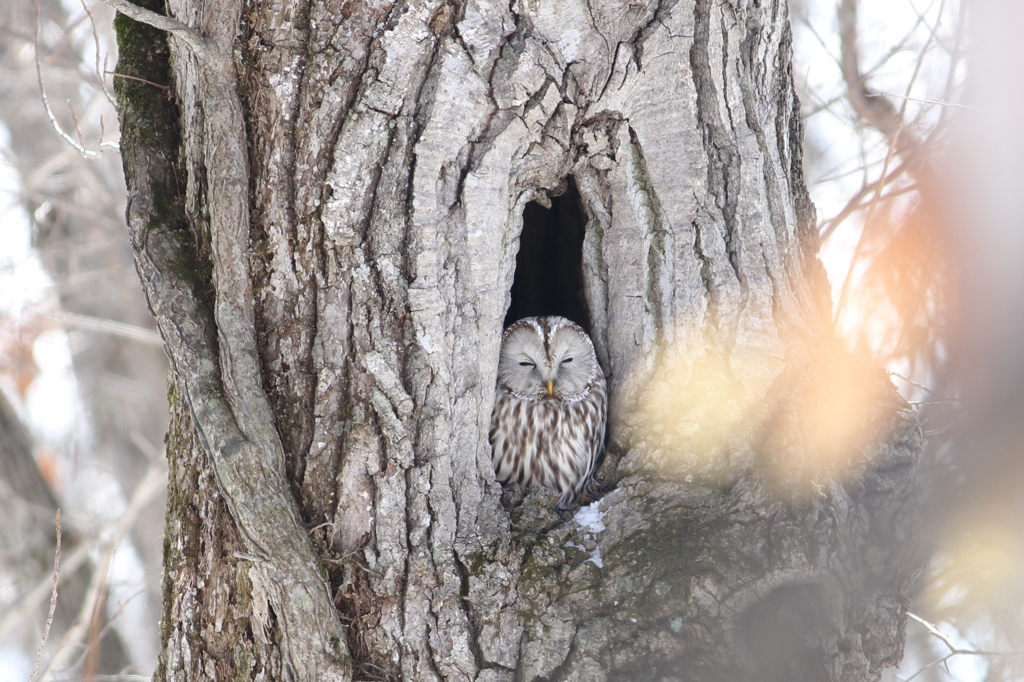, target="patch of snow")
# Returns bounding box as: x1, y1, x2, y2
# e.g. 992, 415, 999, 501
573, 499, 606, 533
570, 500, 606, 568
588, 545, 603, 568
